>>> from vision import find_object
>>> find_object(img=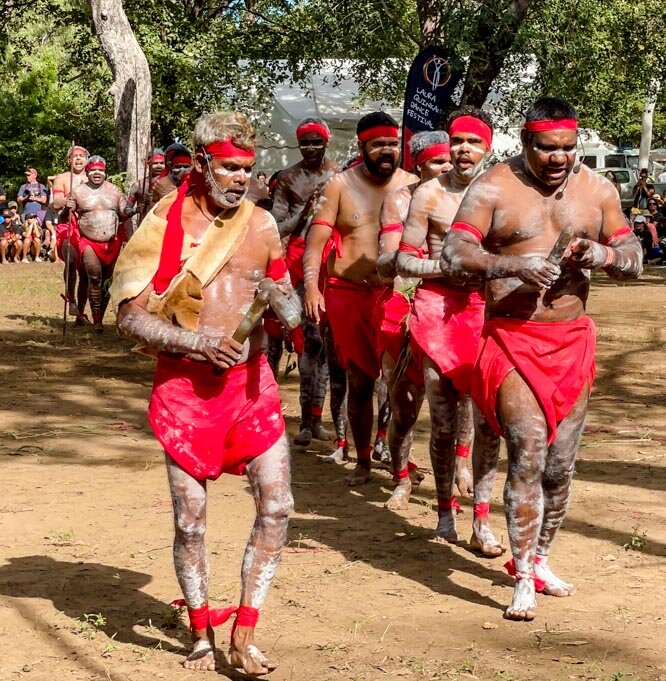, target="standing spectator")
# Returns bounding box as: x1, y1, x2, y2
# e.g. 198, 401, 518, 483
633, 168, 650, 210
658, 167, 666, 183
17, 168, 48, 219
256, 171, 269, 189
